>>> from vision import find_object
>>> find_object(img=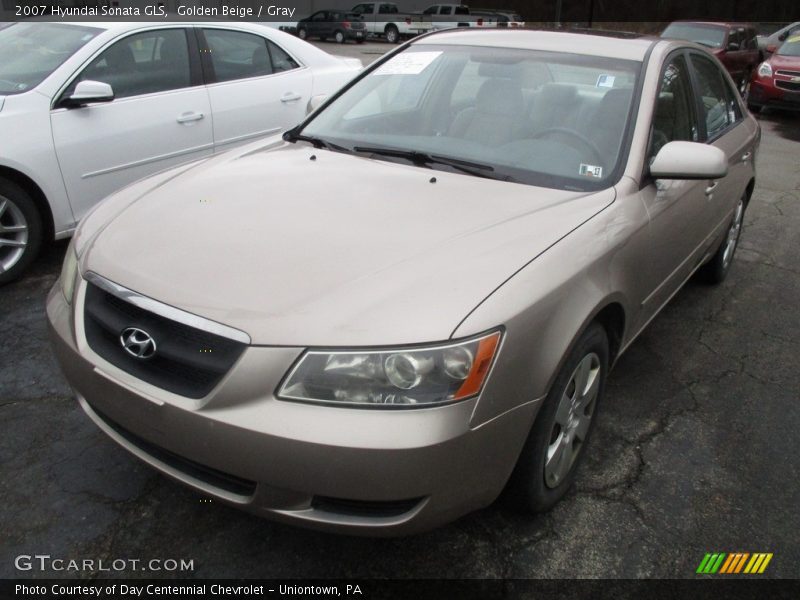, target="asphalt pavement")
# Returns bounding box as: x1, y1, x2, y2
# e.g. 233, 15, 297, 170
1, 79, 798, 578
